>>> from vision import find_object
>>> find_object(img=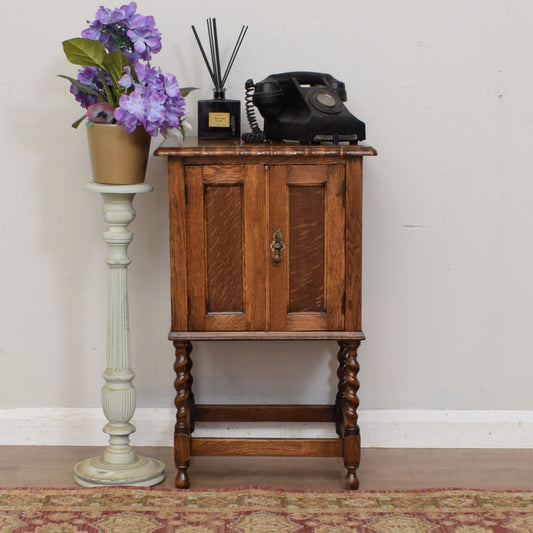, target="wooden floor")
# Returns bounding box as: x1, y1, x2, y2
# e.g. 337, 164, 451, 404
1, 446, 533, 490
